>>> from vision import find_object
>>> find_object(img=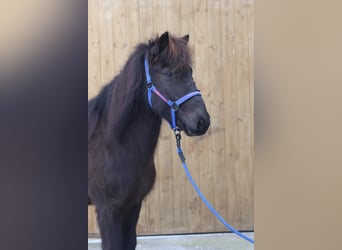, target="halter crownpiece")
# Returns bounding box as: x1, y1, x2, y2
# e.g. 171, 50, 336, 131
144, 55, 201, 130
